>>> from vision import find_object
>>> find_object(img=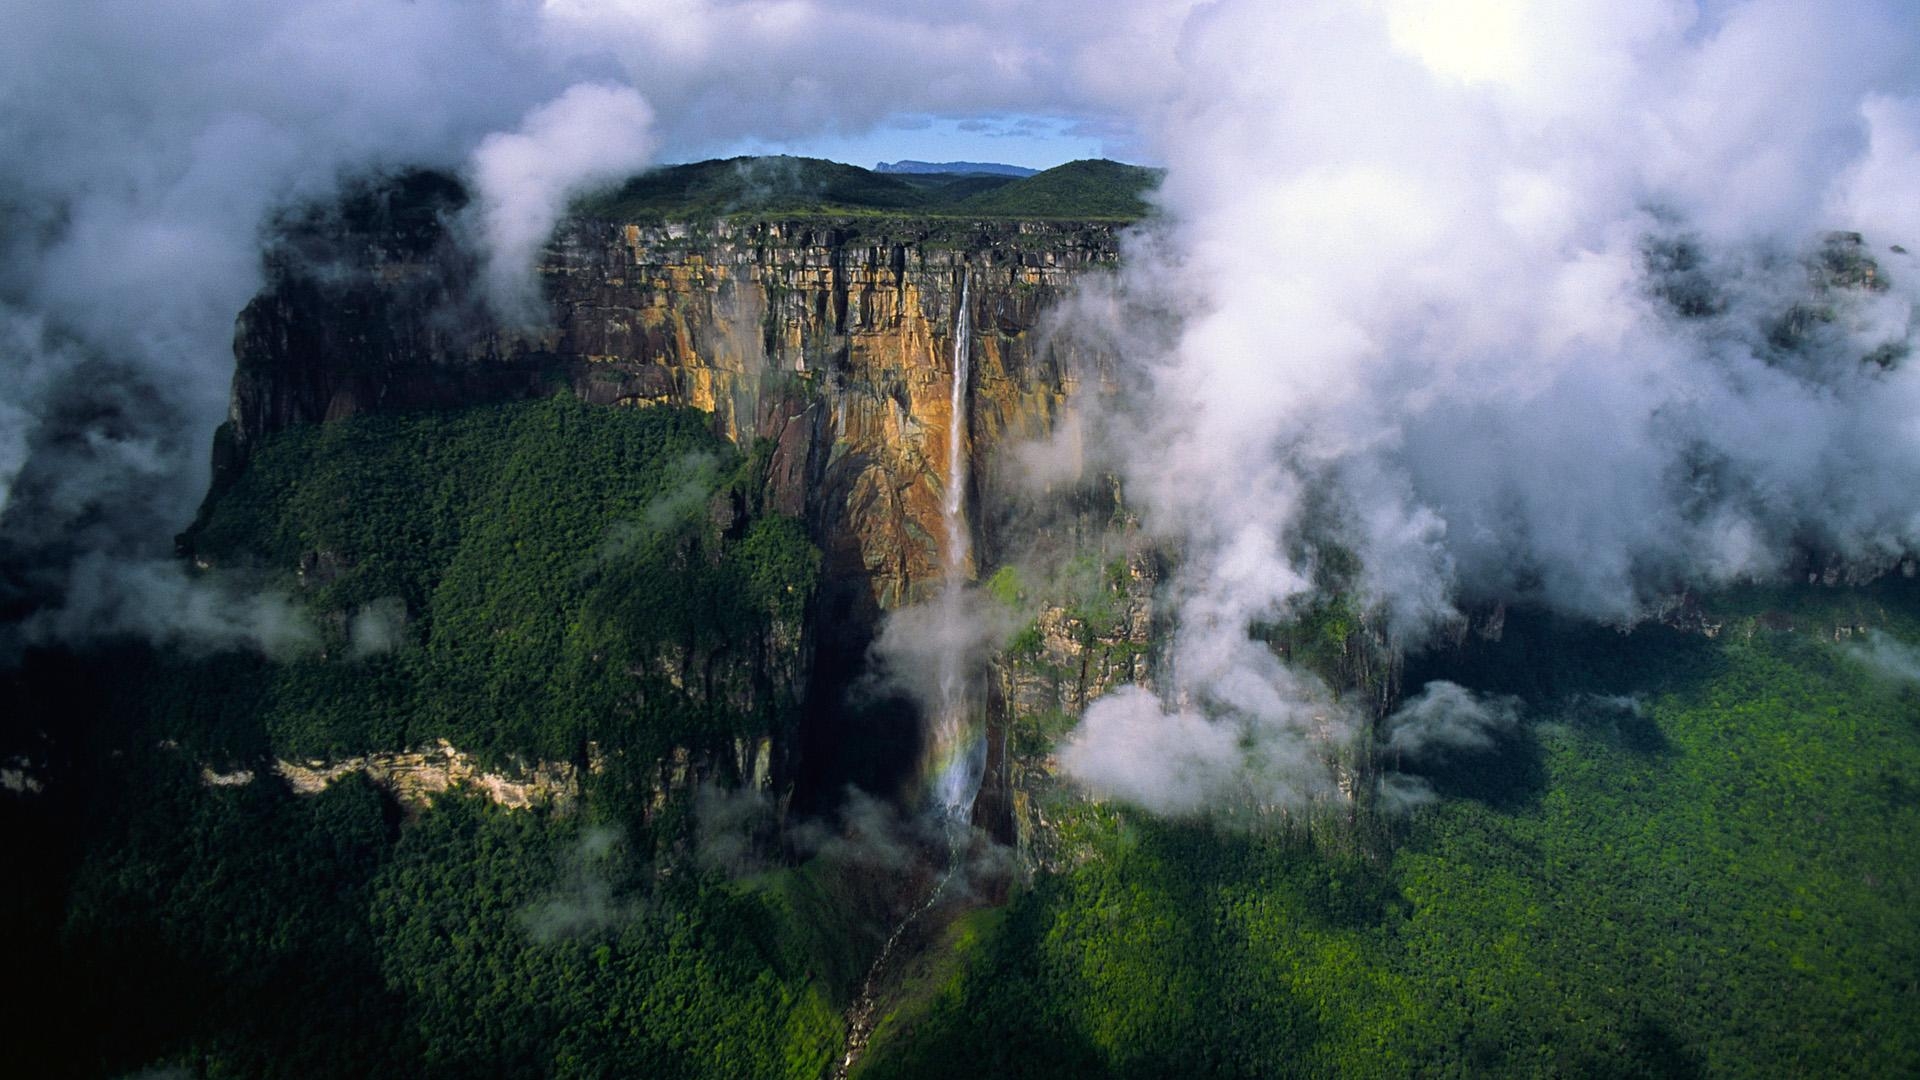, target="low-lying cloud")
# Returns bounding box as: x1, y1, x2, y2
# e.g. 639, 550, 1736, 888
1059, 679, 1358, 818
1052, 0, 1920, 818
1383, 681, 1521, 762
467, 83, 658, 321
524, 826, 635, 943
347, 596, 409, 659
1848, 629, 1920, 684
17, 554, 316, 660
